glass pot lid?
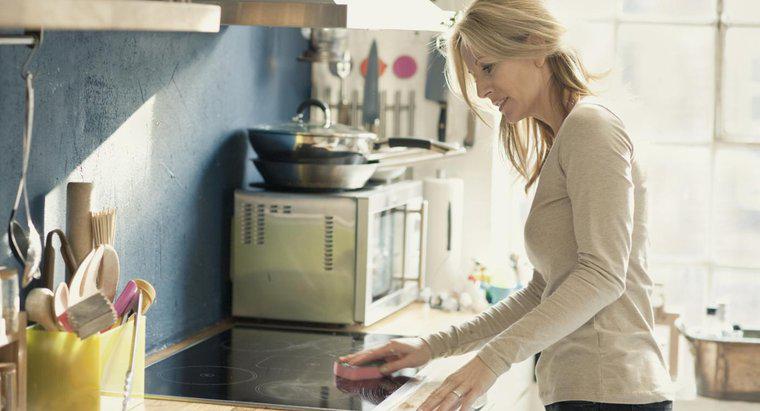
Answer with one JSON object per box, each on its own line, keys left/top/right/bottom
{"left": 251, "top": 99, "right": 377, "bottom": 140}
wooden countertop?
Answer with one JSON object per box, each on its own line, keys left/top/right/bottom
{"left": 144, "top": 303, "right": 535, "bottom": 410}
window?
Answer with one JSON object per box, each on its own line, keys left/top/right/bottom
{"left": 543, "top": 0, "right": 760, "bottom": 328}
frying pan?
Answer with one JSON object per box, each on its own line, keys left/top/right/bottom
{"left": 248, "top": 99, "right": 459, "bottom": 162}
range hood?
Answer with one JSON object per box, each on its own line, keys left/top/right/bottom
{"left": 202, "top": 0, "right": 455, "bottom": 31}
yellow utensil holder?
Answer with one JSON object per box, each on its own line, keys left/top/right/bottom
{"left": 27, "top": 315, "right": 145, "bottom": 411}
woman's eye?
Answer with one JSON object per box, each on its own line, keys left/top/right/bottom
{"left": 482, "top": 63, "right": 494, "bottom": 74}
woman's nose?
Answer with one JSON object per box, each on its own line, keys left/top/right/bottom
{"left": 475, "top": 80, "right": 491, "bottom": 99}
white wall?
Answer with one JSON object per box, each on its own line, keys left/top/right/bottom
{"left": 311, "top": 27, "right": 528, "bottom": 290}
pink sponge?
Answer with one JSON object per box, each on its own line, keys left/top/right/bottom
{"left": 333, "top": 361, "right": 385, "bottom": 380}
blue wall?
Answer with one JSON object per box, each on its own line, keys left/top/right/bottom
{"left": 0, "top": 27, "right": 310, "bottom": 352}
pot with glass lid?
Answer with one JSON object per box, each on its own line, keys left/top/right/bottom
{"left": 247, "top": 99, "right": 458, "bottom": 190}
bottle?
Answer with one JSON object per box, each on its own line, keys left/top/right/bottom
{"left": 0, "top": 269, "right": 18, "bottom": 334}
{"left": 705, "top": 306, "right": 719, "bottom": 337}
{"left": 715, "top": 300, "right": 736, "bottom": 337}
{"left": 729, "top": 324, "right": 744, "bottom": 339}
{"left": 717, "top": 302, "right": 727, "bottom": 336}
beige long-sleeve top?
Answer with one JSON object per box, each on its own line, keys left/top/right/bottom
{"left": 420, "top": 99, "right": 673, "bottom": 405}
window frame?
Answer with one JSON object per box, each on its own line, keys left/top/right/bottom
{"left": 586, "top": 0, "right": 760, "bottom": 318}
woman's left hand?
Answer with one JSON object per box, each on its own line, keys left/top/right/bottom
{"left": 417, "top": 355, "right": 498, "bottom": 411}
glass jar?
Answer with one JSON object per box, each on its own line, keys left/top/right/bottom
{"left": 0, "top": 268, "right": 19, "bottom": 334}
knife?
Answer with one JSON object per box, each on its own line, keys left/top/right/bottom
{"left": 425, "top": 41, "right": 448, "bottom": 142}
{"left": 362, "top": 40, "right": 380, "bottom": 133}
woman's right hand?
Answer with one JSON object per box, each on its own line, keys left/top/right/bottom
{"left": 338, "top": 337, "right": 433, "bottom": 375}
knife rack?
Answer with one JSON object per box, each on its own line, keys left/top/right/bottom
{"left": 317, "top": 87, "right": 416, "bottom": 139}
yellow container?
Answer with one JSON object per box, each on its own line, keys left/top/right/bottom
{"left": 27, "top": 316, "right": 145, "bottom": 411}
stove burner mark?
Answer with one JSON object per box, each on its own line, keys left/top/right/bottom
{"left": 254, "top": 380, "right": 332, "bottom": 402}
{"left": 158, "top": 365, "right": 257, "bottom": 386}
{"left": 292, "top": 337, "right": 377, "bottom": 357}
{"left": 255, "top": 355, "right": 333, "bottom": 373}
{"left": 221, "top": 337, "right": 294, "bottom": 353}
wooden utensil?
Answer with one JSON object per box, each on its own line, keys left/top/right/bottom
{"left": 25, "top": 288, "right": 57, "bottom": 331}
{"left": 66, "top": 182, "right": 93, "bottom": 268}
{"left": 91, "top": 208, "right": 116, "bottom": 247}
{"left": 53, "top": 282, "right": 70, "bottom": 331}
{"left": 42, "top": 229, "right": 78, "bottom": 290}
{"left": 97, "top": 245, "right": 120, "bottom": 302}
{"left": 133, "top": 279, "right": 156, "bottom": 314}
{"left": 64, "top": 291, "right": 116, "bottom": 339}
{"left": 68, "top": 245, "right": 104, "bottom": 305}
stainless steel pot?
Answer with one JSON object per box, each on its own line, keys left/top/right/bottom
{"left": 248, "top": 99, "right": 378, "bottom": 160}
{"left": 252, "top": 159, "right": 377, "bottom": 190}
{"left": 248, "top": 98, "right": 461, "bottom": 190}
{"left": 248, "top": 99, "right": 459, "bottom": 161}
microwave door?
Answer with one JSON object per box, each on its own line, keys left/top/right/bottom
{"left": 356, "top": 191, "right": 427, "bottom": 325}
{"left": 356, "top": 198, "right": 405, "bottom": 323}
{"left": 371, "top": 206, "right": 406, "bottom": 300}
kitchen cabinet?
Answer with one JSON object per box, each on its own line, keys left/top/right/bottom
{"left": 145, "top": 303, "right": 537, "bottom": 410}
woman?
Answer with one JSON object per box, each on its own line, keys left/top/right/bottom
{"left": 339, "top": 0, "right": 673, "bottom": 410}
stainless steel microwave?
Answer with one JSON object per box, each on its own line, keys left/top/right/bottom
{"left": 231, "top": 180, "right": 428, "bottom": 325}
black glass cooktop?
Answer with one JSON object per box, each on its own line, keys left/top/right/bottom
{"left": 146, "top": 325, "right": 415, "bottom": 410}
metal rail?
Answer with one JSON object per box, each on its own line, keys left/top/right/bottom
{"left": 0, "top": 32, "right": 40, "bottom": 47}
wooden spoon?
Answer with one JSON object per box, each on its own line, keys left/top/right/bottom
{"left": 53, "top": 282, "right": 70, "bottom": 331}
{"left": 96, "top": 245, "right": 120, "bottom": 302}
{"left": 25, "top": 288, "right": 57, "bottom": 331}
{"left": 133, "top": 279, "right": 156, "bottom": 314}
{"left": 68, "top": 245, "right": 104, "bottom": 305}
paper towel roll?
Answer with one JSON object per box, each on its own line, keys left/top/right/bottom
{"left": 423, "top": 176, "right": 464, "bottom": 294}
{"left": 66, "top": 182, "right": 93, "bottom": 277}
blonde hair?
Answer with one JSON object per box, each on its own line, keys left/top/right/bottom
{"left": 443, "top": 0, "right": 598, "bottom": 191}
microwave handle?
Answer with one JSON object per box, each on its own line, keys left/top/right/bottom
{"left": 418, "top": 200, "right": 428, "bottom": 290}
{"left": 402, "top": 200, "right": 428, "bottom": 289}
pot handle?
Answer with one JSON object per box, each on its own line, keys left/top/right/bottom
{"left": 294, "top": 99, "right": 332, "bottom": 128}
{"left": 384, "top": 137, "right": 460, "bottom": 153}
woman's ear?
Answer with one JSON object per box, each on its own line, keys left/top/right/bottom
{"left": 525, "top": 34, "right": 547, "bottom": 68}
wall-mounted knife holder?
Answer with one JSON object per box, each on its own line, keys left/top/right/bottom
{"left": 316, "top": 87, "right": 416, "bottom": 139}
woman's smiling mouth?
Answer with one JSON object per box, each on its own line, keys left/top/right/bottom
{"left": 495, "top": 97, "right": 509, "bottom": 112}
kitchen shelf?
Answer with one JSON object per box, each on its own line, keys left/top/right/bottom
{"left": 200, "top": 0, "right": 454, "bottom": 31}
{"left": 0, "top": 313, "right": 27, "bottom": 411}
{"left": 374, "top": 146, "right": 467, "bottom": 169}
{"left": 0, "top": 0, "right": 221, "bottom": 32}
{"left": 204, "top": 0, "right": 346, "bottom": 29}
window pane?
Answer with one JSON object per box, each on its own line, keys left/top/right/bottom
{"left": 650, "top": 263, "right": 708, "bottom": 327}
{"left": 712, "top": 267, "right": 760, "bottom": 329}
{"left": 723, "top": 0, "right": 760, "bottom": 24}
{"left": 617, "top": 24, "right": 715, "bottom": 143}
{"left": 567, "top": 22, "right": 616, "bottom": 75}
{"left": 621, "top": 0, "right": 716, "bottom": 21}
{"left": 545, "top": 0, "right": 617, "bottom": 21}
{"left": 723, "top": 28, "right": 760, "bottom": 141}
{"left": 713, "top": 148, "right": 760, "bottom": 268}
{"left": 643, "top": 146, "right": 710, "bottom": 262}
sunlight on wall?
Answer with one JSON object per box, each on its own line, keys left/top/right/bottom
{"left": 43, "top": 95, "right": 157, "bottom": 235}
